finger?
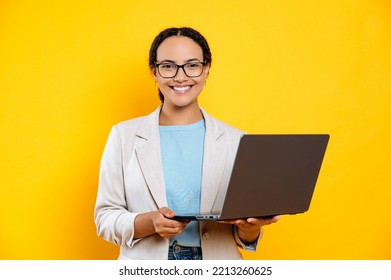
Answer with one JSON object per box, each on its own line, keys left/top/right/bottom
{"left": 217, "top": 220, "right": 235, "bottom": 224}
{"left": 158, "top": 207, "right": 175, "bottom": 218}
{"left": 155, "top": 214, "right": 190, "bottom": 229}
{"left": 245, "top": 215, "right": 280, "bottom": 226}
{"left": 220, "top": 219, "right": 248, "bottom": 226}
{"left": 261, "top": 215, "right": 281, "bottom": 226}
{"left": 265, "top": 215, "right": 280, "bottom": 224}
{"left": 157, "top": 225, "right": 187, "bottom": 238}
{"left": 271, "top": 215, "right": 281, "bottom": 222}
{"left": 155, "top": 218, "right": 188, "bottom": 230}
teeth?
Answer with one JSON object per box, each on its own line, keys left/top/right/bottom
{"left": 173, "top": 86, "right": 191, "bottom": 92}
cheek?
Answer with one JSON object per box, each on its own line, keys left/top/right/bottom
{"left": 199, "top": 76, "right": 208, "bottom": 86}
{"left": 157, "top": 80, "right": 171, "bottom": 92}
{"left": 159, "top": 79, "right": 169, "bottom": 87}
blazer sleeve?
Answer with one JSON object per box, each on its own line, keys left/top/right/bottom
{"left": 233, "top": 225, "right": 263, "bottom": 252}
{"left": 94, "top": 125, "right": 140, "bottom": 248}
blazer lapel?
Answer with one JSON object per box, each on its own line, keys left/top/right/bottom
{"left": 200, "top": 109, "right": 228, "bottom": 212}
{"left": 135, "top": 106, "right": 167, "bottom": 208}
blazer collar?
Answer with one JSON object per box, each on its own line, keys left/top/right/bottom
{"left": 135, "top": 105, "right": 224, "bottom": 141}
{"left": 135, "top": 106, "right": 162, "bottom": 141}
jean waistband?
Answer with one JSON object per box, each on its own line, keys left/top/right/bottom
{"left": 168, "top": 241, "right": 202, "bottom": 260}
{"left": 170, "top": 243, "right": 200, "bottom": 251}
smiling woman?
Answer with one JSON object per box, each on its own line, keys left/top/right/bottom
{"left": 153, "top": 35, "right": 208, "bottom": 122}
{"left": 93, "top": 27, "right": 279, "bottom": 260}
{"left": 2, "top": 0, "right": 390, "bottom": 261}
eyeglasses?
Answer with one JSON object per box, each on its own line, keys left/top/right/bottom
{"left": 155, "top": 61, "right": 205, "bottom": 78}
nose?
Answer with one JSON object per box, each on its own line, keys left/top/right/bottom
{"left": 174, "top": 66, "right": 188, "bottom": 82}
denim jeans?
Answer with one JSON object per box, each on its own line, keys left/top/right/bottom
{"left": 168, "top": 241, "right": 202, "bottom": 260}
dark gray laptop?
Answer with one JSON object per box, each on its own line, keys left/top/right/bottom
{"left": 171, "top": 134, "right": 329, "bottom": 221}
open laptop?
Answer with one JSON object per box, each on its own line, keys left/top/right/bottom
{"left": 170, "top": 134, "right": 329, "bottom": 221}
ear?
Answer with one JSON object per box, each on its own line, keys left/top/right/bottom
{"left": 151, "top": 67, "right": 158, "bottom": 81}
{"left": 203, "top": 64, "right": 210, "bottom": 78}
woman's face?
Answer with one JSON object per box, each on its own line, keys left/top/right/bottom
{"left": 153, "top": 36, "right": 209, "bottom": 109}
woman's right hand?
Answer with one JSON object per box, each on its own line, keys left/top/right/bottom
{"left": 152, "top": 207, "right": 190, "bottom": 238}
{"left": 134, "top": 207, "right": 189, "bottom": 239}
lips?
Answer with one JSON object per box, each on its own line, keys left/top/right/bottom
{"left": 170, "top": 85, "right": 192, "bottom": 93}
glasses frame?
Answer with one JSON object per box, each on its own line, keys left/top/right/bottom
{"left": 155, "top": 61, "right": 206, "bottom": 79}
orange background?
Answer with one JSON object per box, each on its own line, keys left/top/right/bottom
{"left": 1, "top": 0, "right": 390, "bottom": 259}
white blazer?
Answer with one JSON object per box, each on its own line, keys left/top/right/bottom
{"left": 94, "top": 106, "right": 262, "bottom": 259}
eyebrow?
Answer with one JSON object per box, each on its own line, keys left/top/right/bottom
{"left": 158, "top": 58, "right": 203, "bottom": 64}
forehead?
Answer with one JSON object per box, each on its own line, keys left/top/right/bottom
{"left": 156, "top": 36, "right": 203, "bottom": 62}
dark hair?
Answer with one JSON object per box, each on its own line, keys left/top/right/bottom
{"left": 149, "top": 27, "right": 212, "bottom": 102}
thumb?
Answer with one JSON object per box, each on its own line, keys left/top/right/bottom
{"left": 158, "top": 207, "right": 175, "bottom": 218}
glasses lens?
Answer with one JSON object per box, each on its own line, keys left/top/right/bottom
{"left": 184, "top": 62, "right": 203, "bottom": 77}
{"left": 158, "top": 63, "right": 177, "bottom": 78}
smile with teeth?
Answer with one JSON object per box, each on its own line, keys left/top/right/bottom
{"left": 171, "top": 85, "right": 192, "bottom": 93}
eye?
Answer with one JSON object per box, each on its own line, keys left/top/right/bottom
{"left": 187, "top": 62, "right": 202, "bottom": 69}
{"left": 160, "top": 63, "right": 176, "bottom": 69}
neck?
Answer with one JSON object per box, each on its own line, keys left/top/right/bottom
{"left": 159, "top": 102, "right": 203, "bottom": 125}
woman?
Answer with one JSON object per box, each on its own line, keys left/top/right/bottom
{"left": 94, "top": 27, "right": 279, "bottom": 260}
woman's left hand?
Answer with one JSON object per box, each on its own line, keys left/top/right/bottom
{"left": 220, "top": 216, "right": 280, "bottom": 244}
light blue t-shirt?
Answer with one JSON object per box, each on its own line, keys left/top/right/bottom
{"left": 159, "top": 119, "right": 205, "bottom": 247}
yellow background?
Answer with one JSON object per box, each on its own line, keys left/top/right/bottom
{"left": 1, "top": 0, "right": 390, "bottom": 259}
